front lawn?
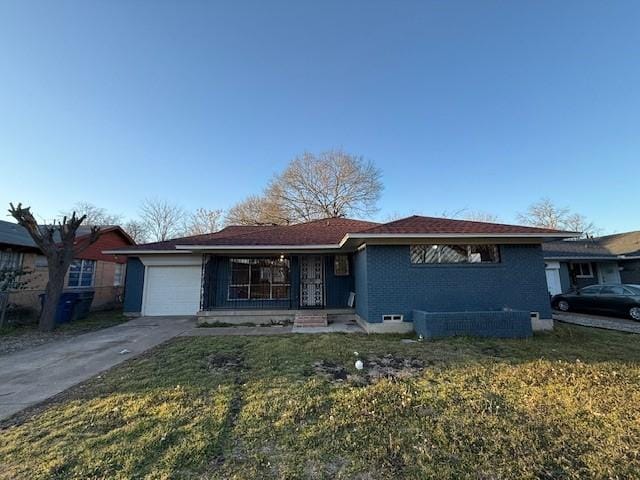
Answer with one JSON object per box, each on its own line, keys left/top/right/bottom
{"left": 1, "top": 324, "right": 640, "bottom": 479}
{"left": 0, "top": 310, "right": 128, "bottom": 355}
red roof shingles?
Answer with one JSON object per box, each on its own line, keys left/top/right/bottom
{"left": 121, "top": 215, "right": 569, "bottom": 251}
{"left": 125, "top": 225, "right": 279, "bottom": 250}
{"left": 184, "top": 218, "right": 379, "bottom": 246}
{"left": 358, "top": 215, "right": 566, "bottom": 235}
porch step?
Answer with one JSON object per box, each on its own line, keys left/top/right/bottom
{"left": 294, "top": 312, "right": 328, "bottom": 327}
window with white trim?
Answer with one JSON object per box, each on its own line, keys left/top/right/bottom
{"left": 571, "top": 262, "right": 593, "bottom": 278}
{"left": 228, "top": 257, "right": 290, "bottom": 300}
{"left": 113, "top": 263, "right": 125, "bottom": 286}
{"left": 410, "top": 244, "right": 500, "bottom": 264}
{"left": 67, "top": 259, "right": 96, "bottom": 288}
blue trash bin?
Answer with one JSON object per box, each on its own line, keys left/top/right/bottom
{"left": 39, "top": 292, "right": 80, "bottom": 324}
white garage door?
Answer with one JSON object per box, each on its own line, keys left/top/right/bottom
{"left": 143, "top": 265, "right": 202, "bottom": 316}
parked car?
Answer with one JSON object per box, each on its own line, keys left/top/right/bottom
{"left": 551, "top": 284, "right": 640, "bottom": 321}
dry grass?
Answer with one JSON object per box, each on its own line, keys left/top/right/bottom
{"left": 1, "top": 323, "right": 640, "bottom": 479}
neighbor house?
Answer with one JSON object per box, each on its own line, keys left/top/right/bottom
{"left": 0, "top": 220, "right": 135, "bottom": 313}
{"left": 108, "top": 216, "right": 572, "bottom": 333}
{"left": 542, "top": 231, "right": 640, "bottom": 295}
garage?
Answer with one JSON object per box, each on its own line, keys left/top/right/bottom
{"left": 142, "top": 264, "right": 202, "bottom": 316}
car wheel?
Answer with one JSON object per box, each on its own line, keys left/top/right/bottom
{"left": 557, "top": 300, "right": 570, "bottom": 312}
{"left": 630, "top": 307, "right": 640, "bottom": 321}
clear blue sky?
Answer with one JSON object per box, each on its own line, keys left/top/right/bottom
{"left": 1, "top": 0, "right": 638, "bottom": 232}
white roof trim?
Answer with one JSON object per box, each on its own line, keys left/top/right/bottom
{"left": 102, "top": 249, "right": 193, "bottom": 255}
{"left": 339, "top": 232, "right": 575, "bottom": 246}
{"left": 543, "top": 256, "right": 619, "bottom": 261}
{"left": 175, "top": 244, "right": 340, "bottom": 250}
{"left": 106, "top": 232, "right": 576, "bottom": 254}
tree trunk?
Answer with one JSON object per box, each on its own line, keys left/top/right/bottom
{"left": 39, "top": 267, "right": 68, "bottom": 332}
{"left": 0, "top": 292, "right": 9, "bottom": 329}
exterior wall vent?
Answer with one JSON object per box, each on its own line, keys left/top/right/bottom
{"left": 382, "top": 314, "right": 404, "bottom": 322}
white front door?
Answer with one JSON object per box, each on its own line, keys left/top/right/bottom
{"left": 598, "top": 262, "right": 622, "bottom": 284}
{"left": 545, "top": 262, "right": 563, "bottom": 295}
{"left": 300, "top": 256, "right": 324, "bottom": 307}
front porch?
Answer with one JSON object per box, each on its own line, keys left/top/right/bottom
{"left": 200, "top": 253, "right": 355, "bottom": 313}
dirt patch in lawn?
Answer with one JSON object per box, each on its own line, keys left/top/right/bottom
{"left": 313, "top": 354, "right": 426, "bottom": 385}
{"left": 207, "top": 353, "right": 244, "bottom": 373}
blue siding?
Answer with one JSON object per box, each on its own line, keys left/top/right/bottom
{"left": 123, "top": 257, "right": 144, "bottom": 314}
{"left": 363, "top": 244, "right": 552, "bottom": 324}
{"left": 354, "top": 249, "right": 368, "bottom": 320}
{"left": 324, "top": 255, "right": 355, "bottom": 308}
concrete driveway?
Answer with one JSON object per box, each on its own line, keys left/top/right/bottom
{"left": 554, "top": 311, "right": 640, "bottom": 334}
{"left": 0, "top": 316, "right": 195, "bottom": 421}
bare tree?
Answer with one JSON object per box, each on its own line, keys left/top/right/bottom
{"left": 123, "top": 220, "right": 148, "bottom": 244}
{"left": 62, "top": 202, "right": 122, "bottom": 225}
{"left": 227, "top": 149, "right": 383, "bottom": 225}
{"left": 462, "top": 211, "right": 500, "bottom": 223}
{"left": 517, "top": 198, "right": 599, "bottom": 237}
{"left": 139, "top": 199, "right": 186, "bottom": 242}
{"left": 9, "top": 203, "right": 101, "bottom": 332}
{"left": 517, "top": 198, "right": 568, "bottom": 230}
{"left": 437, "top": 208, "right": 500, "bottom": 223}
{"left": 563, "top": 213, "right": 600, "bottom": 238}
{"left": 186, "top": 208, "right": 223, "bottom": 235}
{"left": 271, "top": 150, "right": 383, "bottom": 221}
{"left": 225, "top": 194, "right": 291, "bottom": 226}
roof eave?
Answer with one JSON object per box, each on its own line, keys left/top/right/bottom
{"left": 102, "top": 249, "right": 192, "bottom": 255}
{"left": 543, "top": 256, "right": 620, "bottom": 261}
{"left": 174, "top": 244, "right": 341, "bottom": 251}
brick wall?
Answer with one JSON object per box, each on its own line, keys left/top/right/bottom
{"left": 363, "top": 244, "right": 552, "bottom": 324}
{"left": 413, "top": 310, "right": 533, "bottom": 339}
{"left": 74, "top": 230, "right": 130, "bottom": 263}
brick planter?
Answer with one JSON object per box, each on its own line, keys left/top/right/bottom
{"left": 413, "top": 310, "right": 532, "bottom": 339}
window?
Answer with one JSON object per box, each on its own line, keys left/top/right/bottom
{"left": 625, "top": 286, "right": 640, "bottom": 296}
{"left": 410, "top": 244, "right": 500, "bottom": 264}
{"left": 334, "top": 255, "right": 349, "bottom": 276}
{"left": 600, "top": 286, "right": 624, "bottom": 295}
{"left": 580, "top": 285, "right": 601, "bottom": 295}
{"left": 113, "top": 263, "right": 125, "bottom": 286}
{"left": 571, "top": 262, "right": 593, "bottom": 278}
{"left": 228, "top": 257, "right": 290, "bottom": 300}
{"left": 67, "top": 259, "right": 96, "bottom": 288}
{"left": 0, "top": 251, "right": 22, "bottom": 271}
{"left": 34, "top": 255, "right": 48, "bottom": 268}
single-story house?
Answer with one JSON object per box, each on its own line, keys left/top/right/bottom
{"left": 0, "top": 220, "right": 135, "bottom": 313}
{"left": 542, "top": 231, "right": 640, "bottom": 295}
{"left": 108, "top": 216, "right": 572, "bottom": 333}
